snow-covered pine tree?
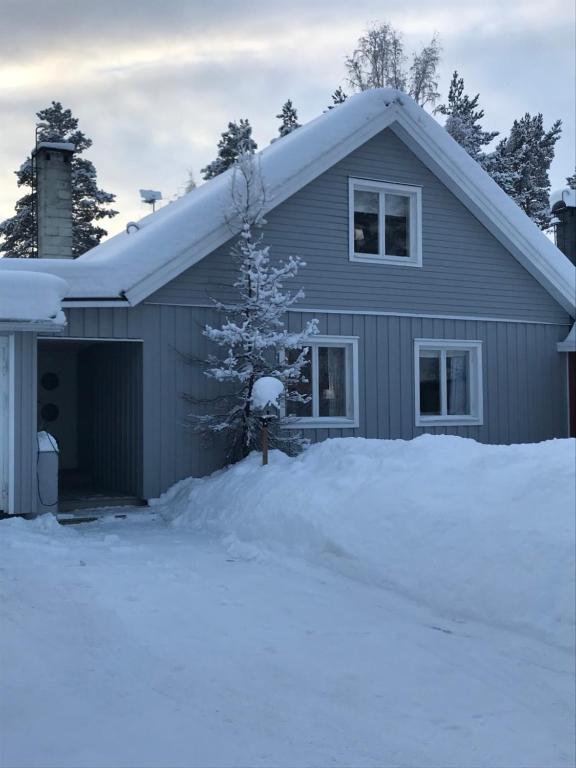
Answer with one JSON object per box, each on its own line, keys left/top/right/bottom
{"left": 485, "top": 113, "right": 562, "bottom": 229}
{"left": 435, "top": 71, "right": 498, "bottom": 164}
{"left": 345, "top": 22, "right": 441, "bottom": 107}
{"left": 191, "top": 153, "right": 318, "bottom": 461}
{"left": 0, "top": 102, "right": 117, "bottom": 258}
{"left": 567, "top": 170, "right": 576, "bottom": 189}
{"left": 276, "top": 100, "right": 300, "bottom": 137}
{"left": 201, "top": 119, "right": 257, "bottom": 181}
{"left": 327, "top": 87, "right": 348, "bottom": 110}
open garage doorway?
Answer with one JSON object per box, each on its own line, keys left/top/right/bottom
{"left": 37, "top": 339, "right": 143, "bottom": 511}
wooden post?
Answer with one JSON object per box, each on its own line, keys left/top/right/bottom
{"left": 261, "top": 419, "right": 269, "bottom": 466}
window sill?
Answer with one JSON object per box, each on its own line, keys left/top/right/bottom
{"left": 282, "top": 417, "right": 359, "bottom": 430}
{"left": 350, "top": 252, "right": 422, "bottom": 268}
{"left": 417, "top": 415, "right": 483, "bottom": 427}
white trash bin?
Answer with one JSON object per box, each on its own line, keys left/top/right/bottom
{"left": 37, "top": 431, "right": 59, "bottom": 515}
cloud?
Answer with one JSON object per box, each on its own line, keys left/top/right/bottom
{"left": 0, "top": 0, "right": 573, "bottom": 237}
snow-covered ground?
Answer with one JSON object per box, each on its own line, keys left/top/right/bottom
{"left": 1, "top": 436, "right": 574, "bottom": 768}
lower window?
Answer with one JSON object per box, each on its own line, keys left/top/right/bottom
{"left": 285, "top": 336, "right": 359, "bottom": 428}
{"left": 415, "top": 339, "right": 483, "bottom": 426}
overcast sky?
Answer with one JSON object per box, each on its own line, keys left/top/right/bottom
{"left": 0, "top": 0, "right": 574, "bottom": 239}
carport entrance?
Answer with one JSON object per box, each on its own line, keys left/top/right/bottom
{"left": 37, "top": 339, "right": 143, "bottom": 511}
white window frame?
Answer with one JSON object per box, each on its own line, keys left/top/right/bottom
{"left": 283, "top": 335, "right": 360, "bottom": 429}
{"left": 349, "top": 178, "right": 422, "bottom": 267}
{"left": 414, "top": 339, "right": 484, "bottom": 427}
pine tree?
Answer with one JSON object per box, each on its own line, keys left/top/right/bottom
{"left": 328, "top": 87, "right": 348, "bottom": 109}
{"left": 0, "top": 101, "right": 117, "bottom": 258}
{"left": 190, "top": 153, "right": 318, "bottom": 460}
{"left": 345, "top": 22, "right": 441, "bottom": 107}
{"left": 485, "top": 113, "right": 562, "bottom": 229}
{"left": 201, "top": 119, "right": 257, "bottom": 181}
{"left": 567, "top": 169, "right": 576, "bottom": 190}
{"left": 276, "top": 100, "right": 301, "bottom": 137}
{"left": 435, "top": 71, "right": 498, "bottom": 164}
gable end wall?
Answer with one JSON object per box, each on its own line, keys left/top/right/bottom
{"left": 148, "top": 128, "right": 570, "bottom": 325}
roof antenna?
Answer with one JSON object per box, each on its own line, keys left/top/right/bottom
{"left": 139, "top": 189, "right": 162, "bottom": 212}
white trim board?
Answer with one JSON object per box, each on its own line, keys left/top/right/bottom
{"left": 142, "top": 301, "right": 571, "bottom": 327}
{"left": 414, "top": 338, "right": 484, "bottom": 427}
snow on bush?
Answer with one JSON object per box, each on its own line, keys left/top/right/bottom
{"left": 153, "top": 435, "right": 576, "bottom": 648}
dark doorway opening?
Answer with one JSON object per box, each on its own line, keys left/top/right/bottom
{"left": 37, "top": 339, "right": 143, "bottom": 511}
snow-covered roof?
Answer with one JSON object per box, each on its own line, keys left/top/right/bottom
{"left": 550, "top": 188, "right": 576, "bottom": 210}
{"left": 0, "top": 89, "right": 574, "bottom": 315}
{"left": 0, "top": 271, "right": 68, "bottom": 325}
{"left": 35, "top": 141, "right": 75, "bottom": 153}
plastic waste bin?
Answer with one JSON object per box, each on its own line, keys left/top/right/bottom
{"left": 37, "top": 431, "right": 59, "bottom": 515}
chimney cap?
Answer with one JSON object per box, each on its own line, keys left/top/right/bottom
{"left": 34, "top": 141, "right": 76, "bottom": 155}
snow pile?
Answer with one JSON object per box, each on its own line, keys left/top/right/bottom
{"left": 155, "top": 436, "right": 576, "bottom": 647}
{"left": 0, "top": 271, "right": 68, "bottom": 323}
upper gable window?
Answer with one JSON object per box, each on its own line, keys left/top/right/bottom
{"left": 349, "top": 179, "right": 422, "bottom": 267}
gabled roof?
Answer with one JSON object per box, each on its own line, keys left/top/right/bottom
{"left": 1, "top": 88, "right": 574, "bottom": 315}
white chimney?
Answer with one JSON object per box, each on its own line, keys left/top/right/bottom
{"left": 34, "top": 141, "right": 75, "bottom": 259}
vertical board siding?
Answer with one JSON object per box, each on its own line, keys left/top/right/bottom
{"left": 147, "top": 128, "right": 570, "bottom": 326}
{"left": 25, "top": 306, "right": 569, "bottom": 507}
{"left": 80, "top": 343, "right": 143, "bottom": 496}
{"left": 10, "top": 332, "right": 37, "bottom": 514}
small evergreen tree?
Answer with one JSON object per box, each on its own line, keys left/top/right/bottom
{"left": 184, "top": 170, "right": 197, "bottom": 194}
{"left": 345, "top": 22, "right": 441, "bottom": 107}
{"left": 201, "top": 119, "right": 257, "bottom": 181}
{"left": 276, "top": 99, "right": 301, "bottom": 137}
{"left": 0, "top": 101, "right": 117, "bottom": 258}
{"left": 567, "top": 169, "right": 576, "bottom": 190}
{"left": 436, "top": 71, "right": 498, "bottom": 164}
{"left": 191, "top": 153, "right": 318, "bottom": 460}
{"left": 328, "top": 86, "right": 348, "bottom": 109}
{"left": 486, "top": 113, "right": 562, "bottom": 229}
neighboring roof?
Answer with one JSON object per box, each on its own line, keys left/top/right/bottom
{"left": 557, "top": 323, "right": 576, "bottom": 352}
{"left": 0, "top": 88, "right": 574, "bottom": 315}
{"left": 0, "top": 271, "right": 68, "bottom": 325}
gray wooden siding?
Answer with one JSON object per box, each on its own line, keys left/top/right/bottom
{"left": 287, "top": 312, "right": 570, "bottom": 444}
{"left": 59, "top": 305, "right": 226, "bottom": 499}
{"left": 42, "top": 306, "right": 569, "bottom": 508}
{"left": 78, "top": 343, "right": 143, "bottom": 496}
{"left": 11, "top": 332, "right": 37, "bottom": 515}
{"left": 147, "top": 128, "right": 570, "bottom": 325}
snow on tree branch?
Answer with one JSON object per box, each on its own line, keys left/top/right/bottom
{"left": 189, "top": 152, "right": 318, "bottom": 461}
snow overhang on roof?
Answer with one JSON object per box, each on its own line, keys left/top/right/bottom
{"left": 557, "top": 323, "right": 576, "bottom": 352}
{"left": 550, "top": 188, "right": 576, "bottom": 210}
{"left": 0, "top": 88, "right": 574, "bottom": 315}
{"left": 34, "top": 141, "right": 75, "bottom": 153}
{"left": 0, "top": 271, "right": 68, "bottom": 327}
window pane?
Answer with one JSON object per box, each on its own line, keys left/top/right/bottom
{"left": 447, "top": 351, "right": 470, "bottom": 415}
{"left": 385, "top": 193, "right": 409, "bottom": 257}
{"left": 318, "top": 347, "right": 347, "bottom": 417}
{"left": 354, "top": 190, "right": 380, "bottom": 255}
{"left": 286, "top": 348, "right": 313, "bottom": 417}
{"left": 419, "top": 351, "right": 441, "bottom": 415}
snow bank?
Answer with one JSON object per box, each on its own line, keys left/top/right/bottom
{"left": 154, "top": 436, "right": 576, "bottom": 648}
{"left": 0, "top": 270, "right": 68, "bottom": 323}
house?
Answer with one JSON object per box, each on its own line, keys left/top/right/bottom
{"left": 0, "top": 88, "right": 575, "bottom": 517}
